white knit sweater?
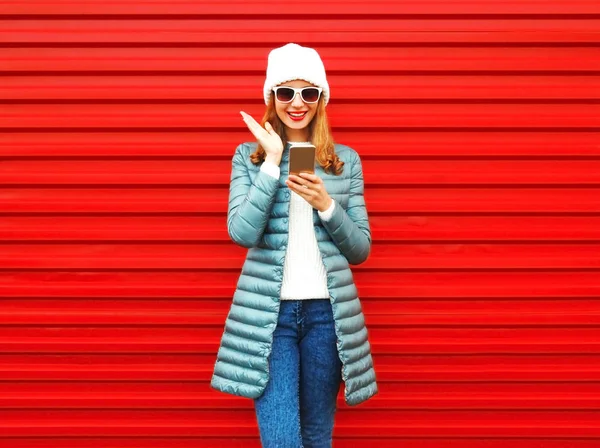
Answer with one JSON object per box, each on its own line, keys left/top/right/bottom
{"left": 260, "top": 152, "right": 336, "bottom": 301}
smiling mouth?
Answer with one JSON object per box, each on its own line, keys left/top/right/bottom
{"left": 287, "top": 111, "right": 308, "bottom": 119}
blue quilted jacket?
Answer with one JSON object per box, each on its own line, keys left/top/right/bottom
{"left": 210, "top": 141, "right": 378, "bottom": 406}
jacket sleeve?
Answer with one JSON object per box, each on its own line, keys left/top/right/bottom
{"left": 227, "top": 143, "right": 280, "bottom": 248}
{"left": 320, "top": 151, "right": 372, "bottom": 265}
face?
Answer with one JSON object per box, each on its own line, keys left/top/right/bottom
{"left": 273, "top": 80, "right": 320, "bottom": 136}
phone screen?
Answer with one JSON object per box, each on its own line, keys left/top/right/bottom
{"left": 288, "top": 143, "right": 316, "bottom": 175}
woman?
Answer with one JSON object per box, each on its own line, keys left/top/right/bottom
{"left": 211, "top": 43, "right": 378, "bottom": 447}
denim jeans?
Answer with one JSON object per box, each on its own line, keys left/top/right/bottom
{"left": 254, "top": 299, "right": 343, "bottom": 448}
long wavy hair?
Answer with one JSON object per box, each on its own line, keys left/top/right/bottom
{"left": 249, "top": 93, "right": 344, "bottom": 175}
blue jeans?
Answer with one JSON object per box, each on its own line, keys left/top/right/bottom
{"left": 254, "top": 299, "right": 343, "bottom": 448}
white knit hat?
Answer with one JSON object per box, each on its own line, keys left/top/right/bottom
{"left": 263, "top": 43, "right": 330, "bottom": 106}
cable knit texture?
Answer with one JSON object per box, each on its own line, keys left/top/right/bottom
{"left": 260, "top": 147, "right": 335, "bottom": 300}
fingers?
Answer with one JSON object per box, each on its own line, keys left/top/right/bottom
{"left": 240, "top": 111, "right": 265, "bottom": 137}
{"left": 240, "top": 112, "right": 274, "bottom": 136}
{"left": 286, "top": 178, "right": 312, "bottom": 195}
{"left": 240, "top": 111, "right": 256, "bottom": 123}
{"left": 240, "top": 111, "right": 262, "bottom": 131}
{"left": 288, "top": 174, "right": 319, "bottom": 190}
{"left": 287, "top": 174, "right": 305, "bottom": 186}
{"left": 265, "top": 121, "right": 279, "bottom": 138}
{"left": 240, "top": 111, "right": 258, "bottom": 130}
{"left": 297, "top": 172, "right": 321, "bottom": 183}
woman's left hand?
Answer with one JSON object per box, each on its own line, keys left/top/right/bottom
{"left": 286, "top": 172, "right": 333, "bottom": 212}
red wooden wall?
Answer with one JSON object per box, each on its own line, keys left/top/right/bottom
{"left": 1, "top": 1, "right": 600, "bottom": 446}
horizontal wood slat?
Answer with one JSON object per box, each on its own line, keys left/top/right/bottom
{"left": 4, "top": 216, "right": 600, "bottom": 241}
{"left": 3, "top": 47, "right": 600, "bottom": 72}
{"left": 1, "top": 243, "right": 600, "bottom": 269}
{"left": 2, "top": 132, "right": 599, "bottom": 157}
{"left": 3, "top": 160, "right": 600, "bottom": 185}
{"left": 0, "top": 353, "right": 598, "bottom": 382}
{"left": 2, "top": 299, "right": 599, "bottom": 326}
{"left": 2, "top": 188, "right": 599, "bottom": 213}
{"left": 2, "top": 19, "right": 600, "bottom": 44}
{"left": 1, "top": 326, "right": 600, "bottom": 354}
{"left": 2, "top": 442, "right": 600, "bottom": 448}
{"left": 3, "top": 0, "right": 600, "bottom": 15}
{"left": 1, "top": 271, "right": 599, "bottom": 298}
{"left": 0, "top": 410, "right": 599, "bottom": 437}
{"left": 3, "top": 75, "right": 599, "bottom": 100}
{"left": 3, "top": 104, "right": 598, "bottom": 128}
{"left": 2, "top": 382, "right": 599, "bottom": 409}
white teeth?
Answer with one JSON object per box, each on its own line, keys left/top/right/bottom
{"left": 289, "top": 112, "right": 306, "bottom": 117}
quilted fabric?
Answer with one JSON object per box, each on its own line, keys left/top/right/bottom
{"left": 210, "top": 141, "right": 378, "bottom": 406}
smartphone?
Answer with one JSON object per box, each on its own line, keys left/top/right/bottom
{"left": 288, "top": 142, "right": 316, "bottom": 175}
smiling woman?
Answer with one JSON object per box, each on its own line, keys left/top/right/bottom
{"left": 246, "top": 44, "right": 342, "bottom": 176}
{"left": 211, "top": 43, "right": 377, "bottom": 448}
{"left": 273, "top": 81, "right": 319, "bottom": 136}
{"left": 272, "top": 84, "right": 322, "bottom": 126}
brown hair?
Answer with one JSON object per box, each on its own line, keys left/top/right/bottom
{"left": 249, "top": 94, "right": 344, "bottom": 175}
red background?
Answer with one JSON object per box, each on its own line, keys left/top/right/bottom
{"left": 1, "top": 1, "right": 600, "bottom": 446}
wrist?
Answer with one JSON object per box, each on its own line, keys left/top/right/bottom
{"left": 318, "top": 197, "right": 333, "bottom": 213}
{"left": 265, "top": 155, "right": 281, "bottom": 166}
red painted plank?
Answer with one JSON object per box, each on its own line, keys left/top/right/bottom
{"left": 3, "top": 47, "right": 600, "bottom": 72}
{"left": 1, "top": 440, "right": 599, "bottom": 448}
{"left": 2, "top": 19, "right": 599, "bottom": 44}
{"left": 1, "top": 298, "right": 599, "bottom": 326}
{"left": 4, "top": 324, "right": 599, "bottom": 355}
{"left": 1, "top": 353, "right": 599, "bottom": 382}
{"left": 2, "top": 132, "right": 599, "bottom": 157}
{"left": 3, "top": 104, "right": 598, "bottom": 128}
{"left": 3, "top": 0, "right": 600, "bottom": 15}
{"left": 4, "top": 216, "right": 600, "bottom": 241}
{"left": 1, "top": 243, "right": 600, "bottom": 269}
{"left": 0, "top": 441, "right": 261, "bottom": 448}
{"left": 3, "top": 159, "right": 600, "bottom": 185}
{"left": 2, "top": 327, "right": 599, "bottom": 349}
{"left": 1, "top": 271, "right": 599, "bottom": 299}
{"left": 1, "top": 382, "right": 599, "bottom": 410}
{"left": 2, "top": 188, "right": 599, "bottom": 213}
{"left": 0, "top": 409, "right": 598, "bottom": 437}
{"left": 3, "top": 75, "right": 599, "bottom": 100}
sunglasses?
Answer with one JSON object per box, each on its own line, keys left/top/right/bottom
{"left": 272, "top": 86, "right": 323, "bottom": 104}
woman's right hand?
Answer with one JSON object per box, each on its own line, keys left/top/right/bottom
{"left": 240, "top": 111, "right": 284, "bottom": 165}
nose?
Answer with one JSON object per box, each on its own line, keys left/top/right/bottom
{"left": 291, "top": 92, "right": 305, "bottom": 107}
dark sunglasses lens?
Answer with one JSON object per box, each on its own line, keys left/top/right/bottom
{"left": 276, "top": 87, "right": 295, "bottom": 102}
{"left": 301, "top": 88, "right": 320, "bottom": 103}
